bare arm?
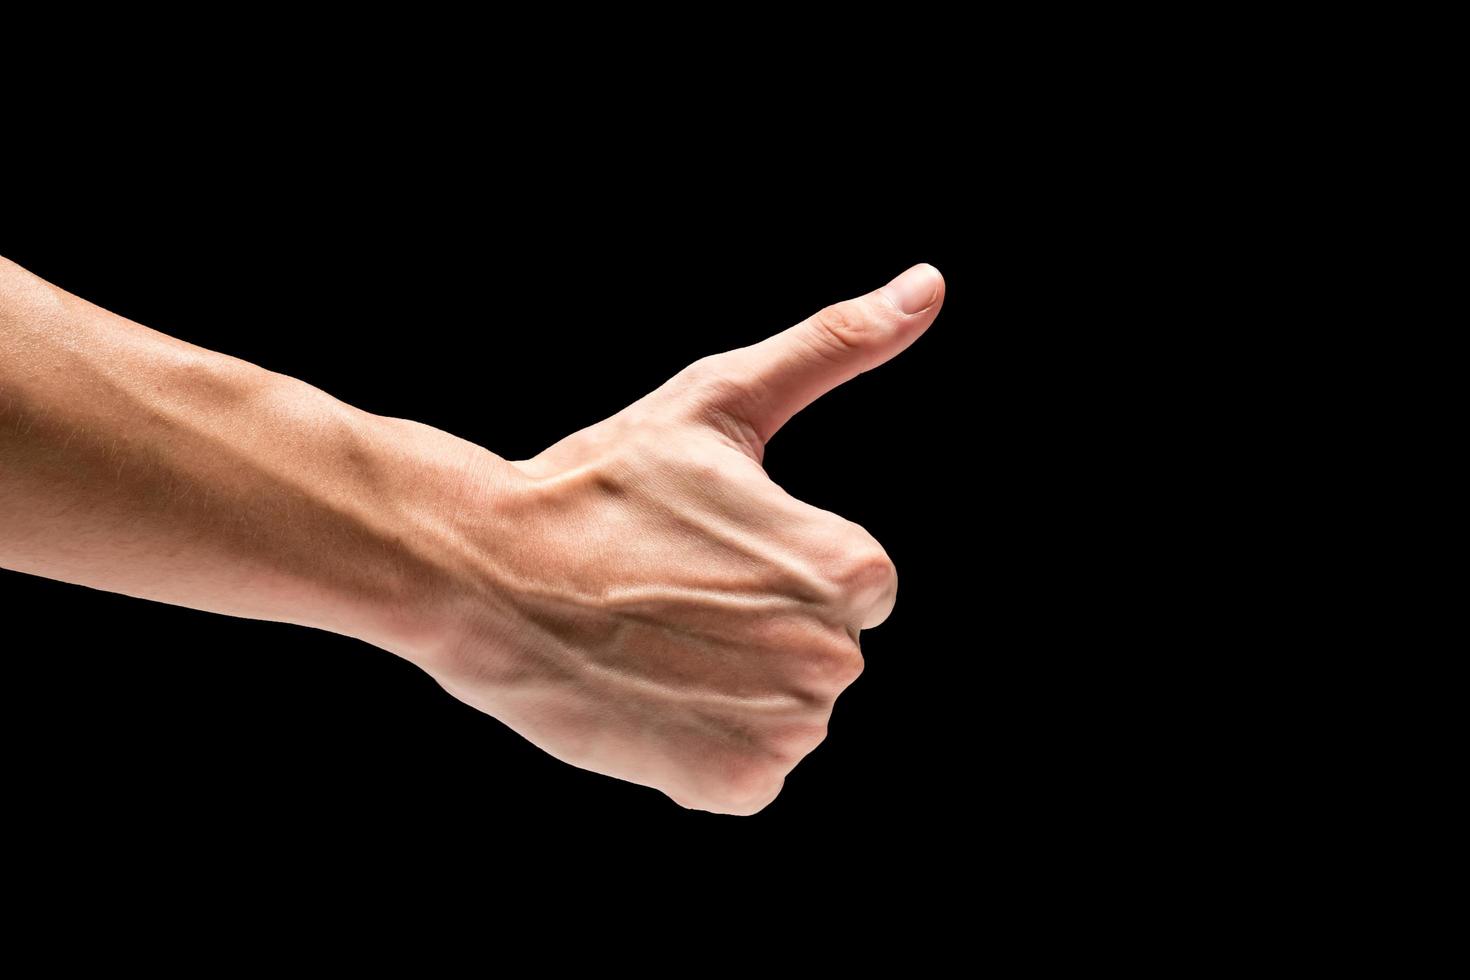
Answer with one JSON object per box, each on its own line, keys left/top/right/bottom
{"left": 0, "top": 254, "right": 501, "bottom": 654}
{"left": 0, "top": 254, "right": 944, "bottom": 814}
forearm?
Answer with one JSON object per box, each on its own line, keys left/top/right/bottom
{"left": 0, "top": 255, "right": 505, "bottom": 655}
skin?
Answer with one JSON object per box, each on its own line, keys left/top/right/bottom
{"left": 0, "top": 255, "right": 945, "bottom": 815}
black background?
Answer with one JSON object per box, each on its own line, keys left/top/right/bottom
{"left": 0, "top": 35, "right": 1301, "bottom": 949}
{"left": 2, "top": 166, "right": 1016, "bottom": 882}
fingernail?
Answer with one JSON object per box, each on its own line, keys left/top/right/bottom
{"left": 881, "top": 263, "right": 941, "bottom": 314}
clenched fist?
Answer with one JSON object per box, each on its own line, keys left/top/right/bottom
{"left": 419, "top": 264, "right": 946, "bottom": 814}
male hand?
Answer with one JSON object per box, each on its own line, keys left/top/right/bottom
{"left": 423, "top": 264, "right": 945, "bottom": 814}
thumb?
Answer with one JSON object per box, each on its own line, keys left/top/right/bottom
{"left": 701, "top": 263, "right": 945, "bottom": 445}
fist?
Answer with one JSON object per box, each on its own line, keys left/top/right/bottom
{"left": 427, "top": 264, "right": 945, "bottom": 814}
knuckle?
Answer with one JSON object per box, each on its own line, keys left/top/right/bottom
{"left": 667, "top": 357, "right": 764, "bottom": 456}
{"left": 798, "top": 637, "right": 865, "bottom": 690}
{"left": 677, "top": 355, "right": 746, "bottom": 401}
{"left": 728, "top": 780, "right": 785, "bottom": 816}
{"left": 835, "top": 545, "right": 899, "bottom": 594}
{"left": 710, "top": 762, "right": 783, "bottom": 815}
{"left": 677, "top": 354, "right": 721, "bottom": 384}
{"left": 807, "top": 301, "right": 871, "bottom": 358}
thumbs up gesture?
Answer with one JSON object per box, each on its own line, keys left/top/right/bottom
{"left": 425, "top": 264, "right": 945, "bottom": 814}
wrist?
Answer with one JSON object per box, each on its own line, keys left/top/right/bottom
{"left": 333, "top": 407, "right": 526, "bottom": 669}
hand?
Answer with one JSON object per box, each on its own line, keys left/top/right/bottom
{"left": 422, "top": 264, "right": 945, "bottom": 814}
